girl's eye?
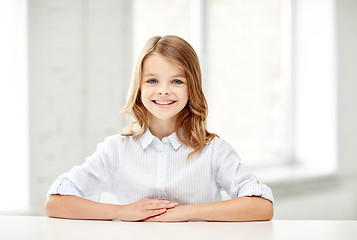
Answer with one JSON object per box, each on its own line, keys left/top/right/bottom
{"left": 172, "top": 79, "right": 183, "bottom": 84}
{"left": 147, "top": 79, "right": 157, "bottom": 84}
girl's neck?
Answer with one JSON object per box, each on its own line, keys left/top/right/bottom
{"left": 148, "top": 116, "right": 177, "bottom": 140}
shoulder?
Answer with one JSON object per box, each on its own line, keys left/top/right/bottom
{"left": 98, "top": 133, "right": 138, "bottom": 150}
{"left": 207, "top": 136, "right": 234, "bottom": 151}
{"left": 101, "top": 133, "right": 127, "bottom": 144}
{"left": 93, "top": 133, "right": 141, "bottom": 160}
{"left": 206, "top": 136, "right": 241, "bottom": 163}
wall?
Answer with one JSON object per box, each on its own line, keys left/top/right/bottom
{"left": 29, "top": 0, "right": 132, "bottom": 211}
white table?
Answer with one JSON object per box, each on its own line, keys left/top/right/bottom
{"left": 0, "top": 215, "right": 356, "bottom": 240}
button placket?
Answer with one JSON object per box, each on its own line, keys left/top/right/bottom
{"left": 156, "top": 141, "right": 167, "bottom": 199}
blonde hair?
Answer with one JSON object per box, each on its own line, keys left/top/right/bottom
{"left": 121, "top": 35, "right": 217, "bottom": 157}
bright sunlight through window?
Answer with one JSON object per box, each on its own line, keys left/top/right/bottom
{"left": 0, "top": 0, "right": 29, "bottom": 212}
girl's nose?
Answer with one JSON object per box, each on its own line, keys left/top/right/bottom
{"left": 157, "top": 85, "right": 170, "bottom": 95}
{"left": 159, "top": 91, "right": 169, "bottom": 96}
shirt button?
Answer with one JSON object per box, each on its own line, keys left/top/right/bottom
{"left": 160, "top": 152, "right": 164, "bottom": 157}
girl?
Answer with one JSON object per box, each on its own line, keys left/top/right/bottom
{"left": 45, "top": 35, "right": 274, "bottom": 222}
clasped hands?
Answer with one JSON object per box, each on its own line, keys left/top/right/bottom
{"left": 120, "top": 198, "right": 189, "bottom": 222}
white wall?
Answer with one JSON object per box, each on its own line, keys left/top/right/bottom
{"left": 29, "top": 0, "right": 132, "bottom": 211}
{"left": 28, "top": 0, "right": 357, "bottom": 219}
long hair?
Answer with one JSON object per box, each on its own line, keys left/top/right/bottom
{"left": 121, "top": 35, "right": 217, "bottom": 158}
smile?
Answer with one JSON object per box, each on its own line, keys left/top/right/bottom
{"left": 152, "top": 100, "right": 176, "bottom": 105}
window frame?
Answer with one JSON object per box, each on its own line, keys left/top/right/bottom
{"left": 194, "top": 0, "right": 337, "bottom": 184}
{"left": 196, "top": 0, "right": 293, "bottom": 168}
{"left": 257, "top": 0, "right": 337, "bottom": 186}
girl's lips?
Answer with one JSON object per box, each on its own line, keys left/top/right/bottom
{"left": 152, "top": 100, "right": 177, "bottom": 108}
{"left": 152, "top": 100, "right": 176, "bottom": 104}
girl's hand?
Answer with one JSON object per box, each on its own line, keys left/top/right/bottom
{"left": 143, "top": 205, "right": 190, "bottom": 222}
{"left": 119, "top": 198, "right": 178, "bottom": 221}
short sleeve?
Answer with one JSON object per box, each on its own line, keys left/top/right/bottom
{"left": 212, "top": 138, "right": 274, "bottom": 204}
{"left": 47, "top": 136, "right": 118, "bottom": 199}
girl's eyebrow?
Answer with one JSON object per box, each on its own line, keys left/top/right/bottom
{"left": 172, "top": 74, "right": 186, "bottom": 79}
{"left": 143, "top": 73, "right": 186, "bottom": 78}
{"left": 143, "top": 73, "right": 157, "bottom": 78}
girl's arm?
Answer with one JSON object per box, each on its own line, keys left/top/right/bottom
{"left": 45, "top": 194, "right": 178, "bottom": 221}
{"left": 144, "top": 196, "right": 273, "bottom": 222}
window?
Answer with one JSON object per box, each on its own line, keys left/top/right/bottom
{"left": 290, "top": 0, "right": 336, "bottom": 175}
{"left": 206, "top": 0, "right": 285, "bottom": 167}
{"left": 0, "top": 0, "right": 28, "bottom": 212}
{"left": 134, "top": 0, "right": 287, "bottom": 168}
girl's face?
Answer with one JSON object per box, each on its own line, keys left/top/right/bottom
{"left": 141, "top": 53, "right": 189, "bottom": 124}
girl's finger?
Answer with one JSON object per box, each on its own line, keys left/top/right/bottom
{"left": 147, "top": 208, "right": 166, "bottom": 217}
{"left": 148, "top": 199, "right": 178, "bottom": 205}
{"left": 148, "top": 200, "right": 177, "bottom": 206}
{"left": 147, "top": 203, "right": 176, "bottom": 210}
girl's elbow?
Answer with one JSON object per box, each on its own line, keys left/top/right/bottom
{"left": 262, "top": 200, "right": 274, "bottom": 221}
{"left": 252, "top": 197, "right": 274, "bottom": 221}
{"left": 44, "top": 198, "right": 54, "bottom": 217}
{"left": 44, "top": 194, "right": 59, "bottom": 218}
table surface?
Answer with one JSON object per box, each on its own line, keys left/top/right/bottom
{"left": 0, "top": 215, "right": 356, "bottom": 240}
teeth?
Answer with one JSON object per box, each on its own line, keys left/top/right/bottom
{"left": 155, "top": 101, "right": 174, "bottom": 105}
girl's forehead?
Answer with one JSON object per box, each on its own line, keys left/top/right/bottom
{"left": 146, "top": 52, "right": 183, "bottom": 65}
{"left": 142, "top": 53, "right": 185, "bottom": 74}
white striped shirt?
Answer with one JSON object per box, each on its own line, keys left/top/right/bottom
{"left": 47, "top": 129, "right": 274, "bottom": 205}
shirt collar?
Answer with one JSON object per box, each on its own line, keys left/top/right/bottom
{"left": 139, "top": 128, "right": 182, "bottom": 150}
{"left": 166, "top": 131, "right": 182, "bottom": 150}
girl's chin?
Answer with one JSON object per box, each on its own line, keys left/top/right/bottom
{"left": 151, "top": 116, "right": 174, "bottom": 122}
{"left": 149, "top": 114, "right": 177, "bottom": 123}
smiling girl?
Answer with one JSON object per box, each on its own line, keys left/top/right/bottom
{"left": 45, "top": 35, "right": 274, "bottom": 222}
